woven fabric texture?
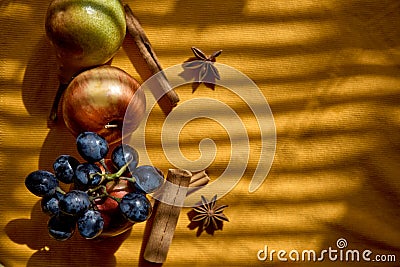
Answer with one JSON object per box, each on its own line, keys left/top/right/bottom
{"left": 1, "top": 0, "right": 400, "bottom": 266}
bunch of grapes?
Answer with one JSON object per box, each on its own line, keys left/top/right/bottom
{"left": 25, "top": 131, "right": 164, "bottom": 241}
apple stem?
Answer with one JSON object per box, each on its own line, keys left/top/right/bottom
{"left": 104, "top": 124, "right": 119, "bottom": 129}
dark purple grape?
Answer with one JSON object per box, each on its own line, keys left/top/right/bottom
{"left": 111, "top": 144, "right": 139, "bottom": 172}
{"left": 53, "top": 155, "right": 80, "bottom": 184}
{"left": 41, "top": 191, "right": 64, "bottom": 216}
{"left": 76, "top": 132, "right": 109, "bottom": 163}
{"left": 132, "top": 165, "right": 164, "bottom": 193}
{"left": 74, "top": 163, "right": 102, "bottom": 191}
{"left": 59, "top": 190, "right": 90, "bottom": 216}
{"left": 119, "top": 192, "right": 152, "bottom": 223}
{"left": 129, "top": 181, "right": 147, "bottom": 195}
{"left": 77, "top": 209, "right": 104, "bottom": 239}
{"left": 25, "top": 170, "right": 58, "bottom": 197}
{"left": 48, "top": 213, "right": 76, "bottom": 241}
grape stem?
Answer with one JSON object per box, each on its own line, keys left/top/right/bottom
{"left": 92, "top": 158, "right": 134, "bottom": 184}
{"left": 56, "top": 186, "right": 66, "bottom": 195}
{"left": 88, "top": 185, "right": 121, "bottom": 203}
{"left": 119, "top": 176, "right": 136, "bottom": 183}
{"left": 99, "top": 159, "right": 110, "bottom": 173}
{"left": 87, "top": 159, "right": 136, "bottom": 203}
{"left": 87, "top": 184, "right": 106, "bottom": 195}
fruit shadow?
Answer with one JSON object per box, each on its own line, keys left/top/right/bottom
{"left": 137, "top": 0, "right": 247, "bottom": 31}
{"left": 5, "top": 200, "right": 131, "bottom": 267}
{"left": 21, "top": 35, "right": 60, "bottom": 120}
{"left": 20, "top": 35, "right": 79, "bottom": 169}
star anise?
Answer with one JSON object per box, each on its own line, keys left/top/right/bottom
{"left": 180, "top": 47, "right": 222, "bottom": 92}
{"left": 191, "top": 195, "right": 229, "bottom": 230}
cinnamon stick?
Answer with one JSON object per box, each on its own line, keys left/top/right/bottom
{"left": 144, "top": 169, "right": 191, "bottom": 263}
{"left": 187, "top": 170, "right": 210, "bottom": 195}
{"left": 123, "top": 4, "right": 179, "bottom": 114}
{"left": 189, "top": 170, "right": 209, "bottom": 186}
{"left": 151, "top": 169, "right": 210, "bottom": 200}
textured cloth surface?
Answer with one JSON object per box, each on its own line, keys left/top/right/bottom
{"left": 1, "top": 0, "right": 400, "bottom": 266}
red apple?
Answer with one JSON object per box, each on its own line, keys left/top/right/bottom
{"left": 95, "top": 179, "right": 136, "bottom": 237}
{"left": 68, "top": 159, "right": 134, "bottom": 237}
{"left": 62, "top": 65, "right": 146, "bottom": 145}
{"left": 90, "top": 159, "right": 136, "bottom": 237}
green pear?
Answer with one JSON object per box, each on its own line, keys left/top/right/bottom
{"left": 45, "top": 0, "right": 126, "bottom": 81}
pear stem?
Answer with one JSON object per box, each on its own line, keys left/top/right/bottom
{"left": 49, "top": 83, "right": 68, "bottom": 121}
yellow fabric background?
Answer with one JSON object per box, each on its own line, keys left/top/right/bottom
{"left": 1, "top": 0, "right": 400, "bottom": 266}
